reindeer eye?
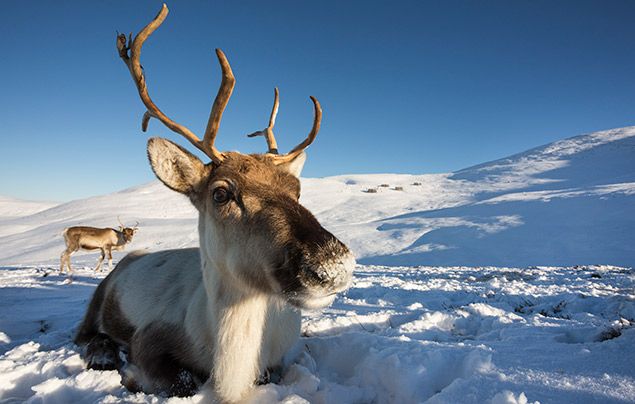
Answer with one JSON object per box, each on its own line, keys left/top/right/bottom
{"left": 212, "top": 187, "right": 231, "bottom": 204}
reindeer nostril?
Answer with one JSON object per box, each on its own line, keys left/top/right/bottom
{"left": 301, "top": 266, "right": 331, "bottom": 286}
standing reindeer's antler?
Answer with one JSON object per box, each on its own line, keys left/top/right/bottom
{"left": 116, "top": 4, "right": 233, "bottom": 164}
{"left": 117, "top": 216, "right": 139, "bottom": 229}
{"left": 248, "top": 89, "right": 322, "bottom": 164}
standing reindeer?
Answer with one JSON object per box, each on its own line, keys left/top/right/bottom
{"left": 74, "top": 5, "right": 355, "bottom": 402}
{"left": 60, "top": 219, "right": 138, "bottom": 274}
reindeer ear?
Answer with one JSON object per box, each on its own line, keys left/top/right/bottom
{"left": 277, "top": 151, "right": 307, "bottom": 178}
{"left": 147, "top": 137, "right": 209, "bottom": 195}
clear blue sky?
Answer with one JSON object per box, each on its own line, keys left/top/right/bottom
{"left": 1, "top": 1, "right": 634, "bottom": 201}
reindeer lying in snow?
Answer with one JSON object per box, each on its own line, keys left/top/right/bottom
{"left": 60, "top": 219, "right": 138, "bottom": 275}
{"left": 74, "top": 5, "right": 355, "bottom": 403}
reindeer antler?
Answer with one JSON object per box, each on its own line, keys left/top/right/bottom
{"left": 247, "top": 87, "right": 280, "bottom": 154}
{"left": 119, "top": 4, "right": 321, "bottom": 166}
{"left": 117, "top": 216, "right": 139, "bottom": 229}
{"left": 116, "top": 4, "right": 234, "bottom": 164}
{"left": 280, "top": 96, "right": 322, "bottom": 163}
{"left": 248, "top": 88, "right": 322, "bottom": 164}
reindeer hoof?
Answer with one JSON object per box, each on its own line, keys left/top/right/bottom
{"left": 85, "top": 333, "right": 120, "bottom": 370}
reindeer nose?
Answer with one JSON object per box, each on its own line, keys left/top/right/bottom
{"left": 299, "top": 240, "right": 355, "bottom": 292}
{"left": 300, "top": 266, "right": 332, "bottom": 287}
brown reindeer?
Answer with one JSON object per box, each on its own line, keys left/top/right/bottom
{"left": 60, "top": 219, "right": 138, "bottom": 274}
{"left": 74, "top": 5, "right": 354, "bottom": 402}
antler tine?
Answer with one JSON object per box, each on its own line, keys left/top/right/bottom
{"left": 267, "top": 87, "right": 280, "bottom": 130}
{"left": 116, "top": 4, "right": 226, "bottom": 164}
{"left": 200, "top": 49, "right": 235, "bottom": 162}
{"left": 117, "top": 215, "right": 125, "bottom": 227}
{"left": 247, "top": 87, "right": 280, "bottom": 154}
{"left": 271, "top": 96, "right": 322, "bottom": 164}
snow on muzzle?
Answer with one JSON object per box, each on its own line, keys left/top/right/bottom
{"left": 277, "top": 238, "right": 355, "bottom": 310}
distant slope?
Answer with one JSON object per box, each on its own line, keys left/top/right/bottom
{"left": 0, "top": 196, "right": 57, "bottom": 219}
{"left": 451, "top": 126, "right": 635, "bottom": 190}
{"left": 0, "top": 197, "right": 60, "bottom": 239}
{"left": 0, "top": 126, "right": 633, "bottom": 267}
{"left": 364, "top": 126, "right": 635, "bottom": 267}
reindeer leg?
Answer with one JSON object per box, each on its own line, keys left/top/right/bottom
{"left": 60, "top": 246, "right": 73, "bottom": 274}
{"left": 107, "top": 248, "right": 113, "bottom": 271}
{"left": 84, "top": 333, "right": 121, "bottom": 370}
{"left": 65, "top": 248, "right": 77, "bottom": 277}
{"left": 123, "top": 323, "right": 202, "bottom": 397}
{"left": 60, "top": 250, "right": 68, "bottom": 274}
{"left": 95, "top": 249, "right": 105, "bottom": 272}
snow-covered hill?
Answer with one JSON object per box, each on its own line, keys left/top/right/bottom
{"left": 1, "top": 126, "right": 634, "bottom": 403}
{"left": 0, "top": 196, "right": 57, "bottom": 222}
{"left": 362, "top": 126, "right": 635, "bottom": 267}
{"left": 1, "top": 126, "right": 634, "bottom": 268}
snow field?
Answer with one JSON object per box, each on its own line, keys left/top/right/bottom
{"left": 0, "top": 263, "right": 633, "bottom": 403}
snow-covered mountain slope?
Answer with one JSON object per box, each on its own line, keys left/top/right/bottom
{"left": 0, "top": 196, "right": 57, "bottom": 220}
{"left": 1, "top": 126, "right": 633, "bottom": 267}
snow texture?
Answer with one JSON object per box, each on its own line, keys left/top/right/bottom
{"left": 0, "top": 126, "right": 634, "bottom": 403}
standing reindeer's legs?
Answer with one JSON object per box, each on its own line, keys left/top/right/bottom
{"left": 60, "top": 251, "right": 67, "bottom": 274}
{"left": 107, "top": 247, "right": 113, "bottom": 271}
{"left": 95, "top": 248, "right": 106, "bottom": 272}
{"left": 60, "top": 245, "right": 77, "bottom": 276}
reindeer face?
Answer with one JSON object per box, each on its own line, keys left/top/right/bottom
{"left": 121, "top": 227, "right": 137, "bottom": 243}
{"left": 148, "top": 139, "right": 354, "bottom": 309}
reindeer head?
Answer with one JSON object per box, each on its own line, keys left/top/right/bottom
{"left": 118, "top": 5, "right": 354, "bottom": 309}
{"left": 117, "top": 217, "right": 139, "bottom": 243}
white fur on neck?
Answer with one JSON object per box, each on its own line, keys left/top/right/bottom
{"left": 199, "top": 219, "right": 300, "bottom": 402}
{"left": 211, "top": 277, "right": 268, "bottom": 402}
